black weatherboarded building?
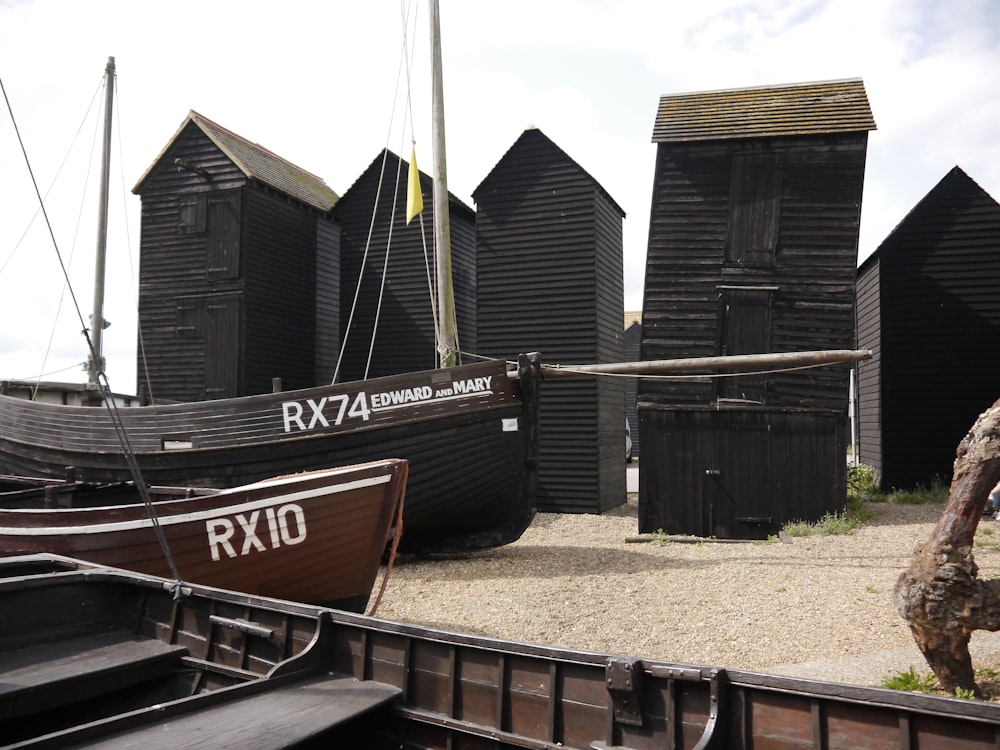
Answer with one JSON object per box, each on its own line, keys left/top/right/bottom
{"left": 639, "top": 80, "right": 876, "bottom": 539}
{"left": 132, "top": 111, "right": 339, "bottom": 402}
{"left": 856, "top": 167, "right": 1000, "bottom": 491}
{"left": 333, "top": 149, "right": 476, "bottom": 382}
{"left": 474, "top": 128, "right": 627, "bottom": 514}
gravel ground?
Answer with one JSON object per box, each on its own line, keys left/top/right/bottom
{"left": 371, "top": 494, "right": 1000, "bottom": 688}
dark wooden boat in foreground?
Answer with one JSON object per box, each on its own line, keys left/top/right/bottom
{"left": 4, "top": 554, "right": 1000, "bottom": 750}
{"left": 0, "top": 459, "right": 407, "bottom": 610}
{"left": 0, "top": 355, "right": 540, "bottom": 554}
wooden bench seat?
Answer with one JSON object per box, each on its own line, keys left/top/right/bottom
{"left": 0, "top": 630, "right": 188, "bottom": 721}
{"left": 47, "top": 674, "right": 401, "bottom": 749}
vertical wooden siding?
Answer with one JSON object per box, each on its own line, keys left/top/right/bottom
{"left": 639, "top": 409, "right": 847, "bottom": 538}
{"left": 639, "top": 134, "right": 867, "bottom": 536}
{"left": 242, "top": 184, "right": 323, "bottom": 394}
{"left": 334, "top": 151, "right": 476, "bottom": 382}
{"left": 135, "top": 124, "right": 332, "bottom": 402}
{"left": 641, "top": 136, "right": 865, "bottom": 409}
{"left": 624, "top": 322, "right": 641, "bottom": 458}
{"left": 475, "top": 129, "right": 625, "bottom": 513}
{"left": 858, "top": 167, "right": 1000, "bottom": 490}
{"left": 314, "top": 218, "right": 341, "bottom": 385}
{"left": 855, "top": 256, "right": 882, "bottom": 477}
{"left": 135, "top": 125, "right": 247, "bottom": 403}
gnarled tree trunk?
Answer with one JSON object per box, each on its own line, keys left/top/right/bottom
{"left": 894, "top": 397, "right": 1000, "bottom": 696}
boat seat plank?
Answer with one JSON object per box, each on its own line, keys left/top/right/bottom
{"left": 64, "top": 674, "right": 401, "bottom": 749}
{"left": 0, "top": 631, "right": 188, "bottom": 720}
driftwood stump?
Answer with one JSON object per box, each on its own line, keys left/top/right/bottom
{"left": 894, "top": 398, "right": 1000, "bottom": 696}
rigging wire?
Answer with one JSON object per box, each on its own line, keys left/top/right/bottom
{"left": 32, "top": 78, "right": 105, "bottom": 398}
{"left": 332, "top": 0, "right": 449, "bottom": 382}
{"left": 331, "top": 2, "right": 414, "bottom": 383}
{"left": 1, "top": 68, "right": 185, "bottom": 591}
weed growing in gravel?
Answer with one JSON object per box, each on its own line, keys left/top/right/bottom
{"left": 783, "top": 511, "right": 861, "bottom": 537}
{"left": 848, "top": 464, "right": 884, "bottom": 502}
{"left": 882, "top": 666, "right": 1000, "bottom": 701}
{"left": 887, "top": 477, "right": 949, "bottom": 505}
{"left": 881, "top": 665, "right": 938, "bottom": 693}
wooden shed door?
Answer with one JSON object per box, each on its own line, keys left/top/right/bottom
{"left": 704, "top": 423, "right": 772, "bottom": 539}
{"left": 718, "top": 288, "right": 772, "bottom": 403}
{"left": 206, "top": 191, "right": 241, "bottom": 280}
{"left": 176, "top": 293, "right": 241, "bottom": 400}
{"left": 204, "top": 294, "right": 241, "bottom": 399}
{"left": 726, "top": 153, "right": 782, "bottom": 267}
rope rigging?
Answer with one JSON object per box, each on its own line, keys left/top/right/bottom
{"left": 333, "top": 0, "right": 456, "bottom": 383}
{"left": 1, "top": 64, "right": 184, "bottom": 594}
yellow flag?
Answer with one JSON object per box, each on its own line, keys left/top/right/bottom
{"left": 406, "top": 147, "right": 423, "bottom": 224}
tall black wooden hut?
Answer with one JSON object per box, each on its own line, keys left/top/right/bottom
{"left": 473, "top": 127, "right": 626, "bottom": 514}
{"left": 333, "top": 149, "right": 476, "bottom": 381}
{"left": 639, "top": 79, "right": 875, "bottom": 539}
{"left": 132, "top": 111, "right": 339, "bottom": 403}
{"left": 856, "top": 167, "right": 1000, "bottom": 490}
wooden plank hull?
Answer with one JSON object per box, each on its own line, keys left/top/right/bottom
{"left": 0, "top": 460, "right": 407, "bottom": 609}
{"left": 5, "top": 555, "right": 1000, "bottom": 749}
{"left": 0, "top": 356, "right": 541, "bottom": 553}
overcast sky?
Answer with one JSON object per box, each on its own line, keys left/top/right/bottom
{"left": 1, "top": 0, "right": 997, "bottom": 395}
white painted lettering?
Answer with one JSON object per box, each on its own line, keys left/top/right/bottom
{"left": 282, "top": 401, "right": 306, "bottom": 432}
{"left": 305, "top": 398, "right": 330, "bottom": 429}
{"left": 207, "top": 518, "right": 237, "bottom": 561}
{"left": 278, "top": 504, "right": 307, "bottom": 545}
{"left": 236, "top": 511, "right": 266, "bottom": 555}
{"left": 265, "top": 506, "right": 281, "bottom": 548}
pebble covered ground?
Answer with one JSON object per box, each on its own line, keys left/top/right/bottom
{"left": 371, "top": 497, "right": 1000, "bottom": 687}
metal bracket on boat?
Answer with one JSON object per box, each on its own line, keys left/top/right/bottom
{"left": 605, "top": 657, "right": 645, "bottom": 727}
{"left": 209, "top": 614, "right": 275, "bottom": 640}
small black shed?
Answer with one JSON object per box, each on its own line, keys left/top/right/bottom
{"left": 473, "top": 127, "right": 626, "bottom": 514}
{"left": 333, "top": 149, "right": 477, "bottom": 382}
{"left": 856, "top": 167, "right": 1000, "bottom": 490}
{"left": 132, "top": 111, "right": 339, "bottom": 403}
{"left": 639, "top": 79, "right": 876, "bottom": 539}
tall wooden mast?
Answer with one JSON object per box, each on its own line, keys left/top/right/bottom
{"left": 86, "top": 55, "right": 115, "bottom": 387}
{"left": 429, "top": 0, "right": 459, "bottom": 368}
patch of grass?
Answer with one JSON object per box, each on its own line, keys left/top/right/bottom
{"left": 848, "top": 464, "right": 885, "bottom": 503}
{"left": 783, "top": 511, "right": 862, "bottom": 537}
{"left": 651, "top": 528, "right": 668, "bottom": 546}
{"left": 881, "top": 665, "right": 1000, "bottom": 701}
{"left": 887, "top": 477, "right": 950, "bottom": 505}
{"left": 775, "top": 586, "right": 786, "bottom": 593}
{"left": 881, "top": 665, "right": 938, "bottom": 693}
{"left": 865, "top": 585, "right": 879, "bottom": 594}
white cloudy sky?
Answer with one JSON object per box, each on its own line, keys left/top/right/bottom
{"left": 1, "top": 0, "right": 997, "bottom": 395}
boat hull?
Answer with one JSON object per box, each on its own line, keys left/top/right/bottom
{"left": 4, "top": 555, "right": 1000, "bottom": 750}
{"left": 0, "top": 460, "right": 407, "bottom": 609}
{"left": 0, "top": 356, "right": 540, "bottom": 553}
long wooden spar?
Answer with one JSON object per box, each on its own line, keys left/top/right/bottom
{"left": 538, "top": 349, "right": 871, "bottom": 379}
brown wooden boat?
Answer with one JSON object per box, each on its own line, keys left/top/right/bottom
{"left": 0, "top": 459, "right": 407, "bottom": 611}
{"left": 4, "top": 554, "right": 1000, "bottom": 749}
{"left": 0, "top": 356, "right": 540, "bottom": 555}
